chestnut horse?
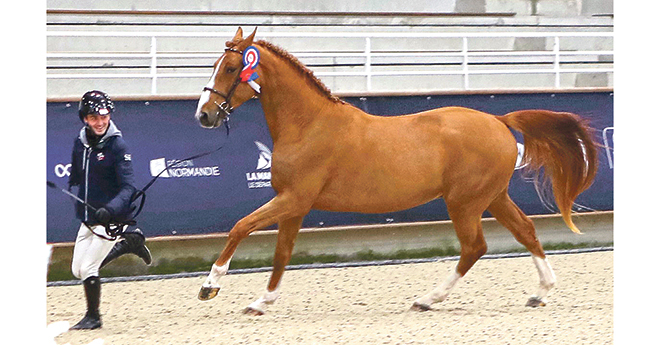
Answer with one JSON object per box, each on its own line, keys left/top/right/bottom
{"left": 194, "top": 27, "right": 598, "bottom": 315}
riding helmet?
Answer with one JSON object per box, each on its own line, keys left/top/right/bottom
{"left": 78, "top": 90, "right": 115, "bottom": 122}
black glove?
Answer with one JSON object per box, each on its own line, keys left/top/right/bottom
{"left": 94, "top": 207, "right": 111, "bottom": 224}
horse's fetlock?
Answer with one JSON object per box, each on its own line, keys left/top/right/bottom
{"left": 542, "top": 278, "right": 556, "bottom": 289}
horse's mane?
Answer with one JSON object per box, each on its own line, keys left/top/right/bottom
{"left": 227, "top": 39, "right": 343, "bottom": 104}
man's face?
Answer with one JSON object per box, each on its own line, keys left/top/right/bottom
{"left": 84, "top": 114, "right": 111, "bottom": 136}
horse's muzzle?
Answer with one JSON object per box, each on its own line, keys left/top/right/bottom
{"left": 197, "top": 100, "right": 233, "bottom": 128}
{"left": 197, "top": 111, "right": 218, "bottom": 128}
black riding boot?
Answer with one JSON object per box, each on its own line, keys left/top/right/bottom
{"left": 100, "top": 229, "right": 152, "bottom": 269}
{"left": 70, "top": 276, "right": 102, "bottom": 330}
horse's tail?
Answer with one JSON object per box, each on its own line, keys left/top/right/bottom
{"left": 497, "top": 110, "right": 598, "bottom": 234}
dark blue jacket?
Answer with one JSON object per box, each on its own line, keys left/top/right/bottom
{"left": 68, "top": 121, "right": 136, "bottom": 224}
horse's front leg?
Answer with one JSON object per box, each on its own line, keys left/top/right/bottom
{"left": 198, "top": 195, "right": 302, "bottom": 301}
{"left": 198, "top": 195, "right": 290, "bottom": 301}
{"left": 244, "top": 216, "right": 304, "bottom": 315}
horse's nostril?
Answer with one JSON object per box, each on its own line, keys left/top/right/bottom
{"left": 199, "top": 112, "right": 210, "bottom": 125}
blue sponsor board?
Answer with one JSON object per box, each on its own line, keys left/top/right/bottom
{"left": 47, "top": 91, "right": 613, "bottom": 243}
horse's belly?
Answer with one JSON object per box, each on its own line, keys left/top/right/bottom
{"left": 312, "top": 172, "right": 443, "bottom": 213}
{"left": 313, "top": 191, "right": 439, "bottom": 213}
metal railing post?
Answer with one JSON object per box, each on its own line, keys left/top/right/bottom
{"left": 365, "top": 37, "right": 372, "bottom": 92}
{"left": 462, "top": 37, "right": 469, "bottom": 90}
{"left": 553, "top": 36, "right": 560, "bottom": 88}
{"left": 150, "top": 36, "right": 158, "bottom": 94}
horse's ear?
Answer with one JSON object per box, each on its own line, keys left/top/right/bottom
{"left": 233, "top": 27, "right": 244, "bottom": 41}
{"left": 238, "top": 27, "right": 258, "bottom": 50}
{"left": 226, "top": 27, "right": 245, "bottom": 48}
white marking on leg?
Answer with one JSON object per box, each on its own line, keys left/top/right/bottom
{"left": 202, "top": 258, "right": 231, "bottom": 288}
{"left": 247, "top": 286, "right": 280, "bottom": 314}
{"left": 532, "top": 255, "right": 556, "bottom": 301}
{"left": 415, "top": 270, "right": 462, "bottom": 307}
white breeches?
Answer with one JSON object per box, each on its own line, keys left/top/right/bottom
{"left": 71, "top": 223, "right": 118, "bottom": 280}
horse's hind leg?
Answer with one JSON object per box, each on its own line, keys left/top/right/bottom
{"left": 413, "top": 206, "right": 487, "bottom": 311}
{"left": 487, "top": 192, "right": 556, "bottom": 307}
{"left": 244, "top": 216, "right": 304, "bottom": 315}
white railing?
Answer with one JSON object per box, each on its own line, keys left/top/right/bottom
{"left": 47, "top": 31, "right": 613, "bottom": 95}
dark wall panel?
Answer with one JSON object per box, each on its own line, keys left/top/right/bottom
{"left": 47, "top": 91, "right": 613, "bottom": 243}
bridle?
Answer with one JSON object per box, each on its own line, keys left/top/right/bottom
{"left": 202, "top": 47, "right": 250, "bottom": 127}
{"left": 132, "top": 47, "right": 256, "bottom": 225}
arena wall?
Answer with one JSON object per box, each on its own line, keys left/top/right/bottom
{"left": 47, "top": 211, "right": 612, "bottom": 282}
{"left": 47, "top": 90, "right": 614, "bottom": 244}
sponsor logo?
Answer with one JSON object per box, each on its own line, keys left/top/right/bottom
{"left": 96, "top": 152, "right": 105, "bottom": 161}
{"left": 246, "top": 141, "right": 272, "bottom": 189}
{"left": 54, "top": 163, "right": 71, "bottom": 178}
{"left": 150, "top": 157, "right": 220, "bottom": 178}
{"left": 124, "top": 153, "right": 132, "bottom": 161}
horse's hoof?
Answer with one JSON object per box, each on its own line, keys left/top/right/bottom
{"left": 243, "top": 307, "right": 265, "bottom": 316}
{"left": 410, "top": 302, "right": 432, "bottom": 312}
{"left": 198, "top": 286, "right": 220, "bottom": 301}
{"left": 525, "top": 296, "right": 546, "bottom": 307}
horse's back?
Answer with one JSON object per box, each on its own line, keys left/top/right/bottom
{"left": 418, "top": 106, "right": 516, "bottom": 152}
{"left": 311, "top": 106, "right": 518, "bottom": 213}
{"left": 367, "top": 106, "right": 517, "bottom": 166}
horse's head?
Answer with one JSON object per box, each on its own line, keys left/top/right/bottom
{"left": 195, "top": 27, "right": 261, "bottom": 128}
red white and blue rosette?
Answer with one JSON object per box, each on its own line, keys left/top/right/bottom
{"left": 240, "top": 46, "right": 261, "bottom": 93}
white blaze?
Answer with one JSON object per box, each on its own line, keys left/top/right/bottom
{"left": 195, "top": 56, "right": 225, "bottom": 120}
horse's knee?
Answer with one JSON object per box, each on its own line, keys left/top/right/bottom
{"left": 227, "top": 224, "right": 250, "bottom": 242}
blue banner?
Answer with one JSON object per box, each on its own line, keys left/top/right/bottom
{"left": 47, "top": 91, "right": 613, "bottom": 243}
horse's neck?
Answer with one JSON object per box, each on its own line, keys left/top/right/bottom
{"left": 259, "top": 73, "right": 336, "bottom": 143}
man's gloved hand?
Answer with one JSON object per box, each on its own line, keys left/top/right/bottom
{"left": 94, "top": 207, "right": 111, "bottom": 224}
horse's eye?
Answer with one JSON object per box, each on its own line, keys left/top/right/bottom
{"left": 226, "top": 67, "right": 237, "bottom": 74}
